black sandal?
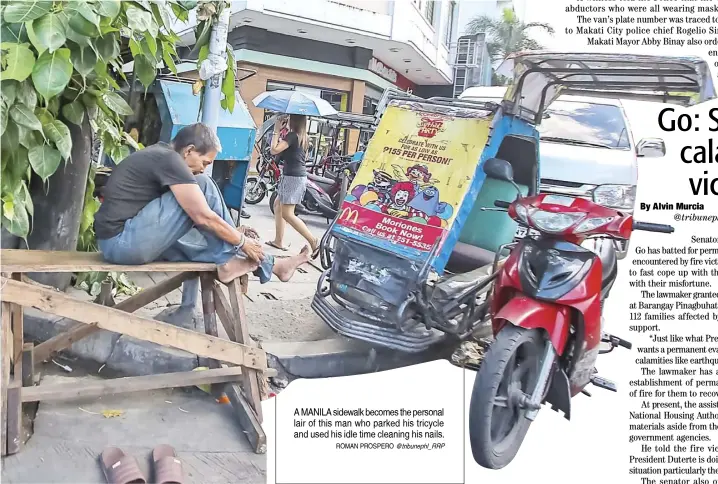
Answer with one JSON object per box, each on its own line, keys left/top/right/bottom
{"left": 311, "top": 239, "right": 320, "bottom": 260}
{"left": 266, "top": 241, "right": 289, "bottom": 251}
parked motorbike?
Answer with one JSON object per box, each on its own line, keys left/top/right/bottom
{"left": 244, "top": 148, "right": 280, "bottom": 205}
{"left": 469, "top": 158, "right": 674, "bottom": 469}
{"left": 269, "top": 158, "right": 361, "bottom": 221}
{"left": 269, "top": 173, "right": 338, "bottom": 221}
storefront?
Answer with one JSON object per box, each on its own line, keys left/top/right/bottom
{"left": 363, "top": 57, "right": 417, "bottom": 115}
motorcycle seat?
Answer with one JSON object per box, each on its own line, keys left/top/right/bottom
{"left": 433, "top": 261, "right": 494, "bottom": 301}
{"left": 445, "top": 242, "right": 496, "bottom": 274}
{"left": 307, "top": 173, "right": 336, "bottom": 186}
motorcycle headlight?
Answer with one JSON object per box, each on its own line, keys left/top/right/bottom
{"left": 530, "top": 210, "right": 585, "bottom": 233}
{"left": 575, "top": 216, "right": 615, "bottom": 233}
{"left": 593, "top": 185, "right": 636, "bottom": 210}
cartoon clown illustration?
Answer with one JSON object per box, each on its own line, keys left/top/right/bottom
{"left": 391, "top": 163, "right": 439, "bottom": 192}
{"left": 383, "top": 181, "right": 415, "bottom": 218}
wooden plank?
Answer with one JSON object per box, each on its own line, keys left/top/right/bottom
{"left": 21, "top": 367, "right": 244, "bottom": 402}
{"left": 0, "top": 249, "right": 216, "bottom": 273}
{"left": 32, "top": 272, "right": 198, "bottom": 365}
{"left": 1, "top": 303, "right": 10, "bottom": 456}
{"left": 21, "top": 343, "right": 34, "bottom": 388}
{"left": 5, "top": 382, "right": 21, "bottom": 455}
{"left": 200, "top": 275, "right": 222, "bottom": 400}
{"left": 1, "top": 278, "right": 267, "bottom": 371}
{"left": 33, "top": 324, "right": 99, "bottom": 365}
{"left": 211, "top": 283, "right": 236, "bottom": 341}
{"left": 224, "top": 383, "right": 267, "bottom": 454}
{"left": 11, "top": 273, "right": 22, "bottom": 381}
{"left": 227, "top": 278, "right": 263, "bottom": 422}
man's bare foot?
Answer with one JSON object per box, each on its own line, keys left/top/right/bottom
{"left": 273, "top": 245, "right": 311, "bottom": 282}
{"left": 217, "top": 256, "right": 260, "bottom": 284}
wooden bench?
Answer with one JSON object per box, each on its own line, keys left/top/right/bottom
{"left": 0, "top": 249, "right": 270, "bottom": 456}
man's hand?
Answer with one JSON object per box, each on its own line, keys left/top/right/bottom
{"left": 242, "top": 238, "right": 264, "bottom": 262}
{"left": 238, "top": 225, "right": 259, "bottom": 239}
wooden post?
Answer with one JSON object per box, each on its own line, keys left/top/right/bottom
{"left": 227, "top": 278, "right": 263, "bottom": 422}
{"left": 2, "top": 302, "right": 11, "bottom": 456}
{"left": 21, "top": 343, "right": 34, "bottom": 388}
{"left": 6, "top": 273, "right": 23, "bottom": 455}
{"left": 200, "top": 274, "right": 223, "bottom": 399}
{"left": 11, "top": 274, "right": 22, "bottom": 381}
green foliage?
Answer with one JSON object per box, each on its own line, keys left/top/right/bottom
{"left": 466, "top": 8, "right": 554, "bottom": 62}
{"left": 192, "top": 2, "right": 237, "bottom": 113}
{"left": 0, "top": 0, "right": 194, "bottom": 242}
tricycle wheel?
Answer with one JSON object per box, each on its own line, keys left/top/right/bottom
{"left": 244, "top": 177, "right": 267, "bottom": 205}
{"left": 469, "top": 325, "right": 543, "bottom": 469}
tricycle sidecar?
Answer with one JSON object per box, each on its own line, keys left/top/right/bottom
{"left": 312, "top": 52, "right": 715, "bottom": 355}
{"left": 313, "top": 92, "right": 540, "bottom": 353}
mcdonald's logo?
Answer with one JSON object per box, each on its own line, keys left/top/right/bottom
{"left": 339, "top": 207, "right": 359, "bottom": 224}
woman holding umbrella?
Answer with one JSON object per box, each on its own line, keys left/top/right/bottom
{"left": 267, "top": 114, "right": 319, "bottom": 256}
{"left": 254, "top": 90, "right": 338, "bottom": 258}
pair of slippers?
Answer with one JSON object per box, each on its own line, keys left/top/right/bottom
{"left": 100, "top": 445, "right": 183, "bottom": 484}
{"left": 266, "top": 240, "right": 320, "bottom": 260}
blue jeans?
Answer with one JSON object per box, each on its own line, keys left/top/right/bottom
{"left": 98, "top": 174, "right": 274, "bottom": 283}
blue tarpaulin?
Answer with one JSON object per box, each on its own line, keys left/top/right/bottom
{"left": 153, "top": 79, "right": 257, "bottom": 211}
{"left": 154, "top": 80, "right": 256, "bottom": 161}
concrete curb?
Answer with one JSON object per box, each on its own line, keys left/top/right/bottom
{"left": 24, "top": 308, "right": 200, "bottom": 375}
{"left": 261, "top": 337, "right": 448, "bottom": 379}
{"left": 24, "top": 309, "right": 442, "bottom": 380}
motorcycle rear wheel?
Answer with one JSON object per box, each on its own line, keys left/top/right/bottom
{"left": 244, "top": 177, "right": 267, "bottom": 205}
{"left": 469, "top": 325, "right": 543, "bottom": 469}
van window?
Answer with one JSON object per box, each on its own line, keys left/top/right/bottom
{"left": 538, "top": 101, "right": 631, "bottom": 149}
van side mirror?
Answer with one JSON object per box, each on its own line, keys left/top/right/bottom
{"left": 637, "top": 138, "right": 665, "bottom": 158}
{"left": 483, "top": 158, "right": 515, "bottom": 181}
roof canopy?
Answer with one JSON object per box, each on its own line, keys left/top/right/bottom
{"left": 497, "top": 52, "right": 716, "bottom": 123}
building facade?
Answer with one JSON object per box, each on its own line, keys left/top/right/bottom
{"left": 175, "top": 0, "right": 466, "bottom": 163}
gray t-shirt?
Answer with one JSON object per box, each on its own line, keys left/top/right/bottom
{"left": 94, "top": 143, "right": 197, "bottom": 239}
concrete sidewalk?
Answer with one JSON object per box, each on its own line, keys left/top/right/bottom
{"left": 1, "top": 368, "right": 266, "bottom": 484}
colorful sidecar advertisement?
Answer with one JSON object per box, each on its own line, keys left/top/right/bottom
{"left": 334, "top": 104, "right": 491, "bottom": 256}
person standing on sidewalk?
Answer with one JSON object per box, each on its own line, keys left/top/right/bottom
{"left": 267, "top": 114, "right": 319, "bottom": 258}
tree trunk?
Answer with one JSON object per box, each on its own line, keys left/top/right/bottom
{"left": 26, "top": 116, "right": 93, "bottom": 290}
{"left": 1, "top": 228, "right": 20, "bottom": 249}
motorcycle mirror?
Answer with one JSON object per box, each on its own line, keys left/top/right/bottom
{"left": 483, "top": 158, "right": 523, "bottom": 197}
{"left": 483, "top": 158, "right": 514, "bottom": 182}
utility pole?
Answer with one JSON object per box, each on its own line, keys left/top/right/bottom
{"left": 200, "top": 4, "right": 231, "bottom": 178}
{"left": 181, "top": 4, "right": 231, "bottom": 310}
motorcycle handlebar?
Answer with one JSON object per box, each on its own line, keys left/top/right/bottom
{"left": 633, "top": 221, "right": 675, "bottom": 234}
{"left": 494, "top": 200, "right": 511, "bottom": 209}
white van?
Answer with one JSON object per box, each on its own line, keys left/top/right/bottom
{"left": 459, "top": 86, "right": 665, "bottom": 258}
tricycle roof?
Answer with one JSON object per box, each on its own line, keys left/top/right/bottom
{"left": 497, "top": 52, "right": 716, "bottom": 123}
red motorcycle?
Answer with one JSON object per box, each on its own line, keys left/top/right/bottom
{"left": 470, "top": 158, "right": 674, "bottom": 469}
{"left": 244, "top": 147, "right": 281, "bottom": 205}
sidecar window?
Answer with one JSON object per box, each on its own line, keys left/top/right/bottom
{"left": 538, "top": 101, "right": 630, "bottom": 150}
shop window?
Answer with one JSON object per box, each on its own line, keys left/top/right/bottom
{"left": 444, "top": 1, "right": 456, "bottom": 46}
{"left": 363, "top": 96, "right": 377, "bottom": 115}
{"left": 424, "top": 0, "right": 435, "bottom": 26}
{"left": 267, "top": 81, "right": 295, "bottom": 92}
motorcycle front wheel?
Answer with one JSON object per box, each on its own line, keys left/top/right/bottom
{"left": 469, "top": 325, "right": 543, "bottom": 470}
{"left": 244, "top": 177, "right": 267, "bottom": 205}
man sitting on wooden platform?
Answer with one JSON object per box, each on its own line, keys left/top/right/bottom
{"left": 93, "top": 123, "right": 310, "bottom": 283}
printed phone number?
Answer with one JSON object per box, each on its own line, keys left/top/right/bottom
{"left": 359, "top": 226, "right": 433, "bottom": 251}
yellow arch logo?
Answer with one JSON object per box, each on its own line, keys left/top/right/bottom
{"left": 339, "top": 207, "right": 359, "bottom": 224}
